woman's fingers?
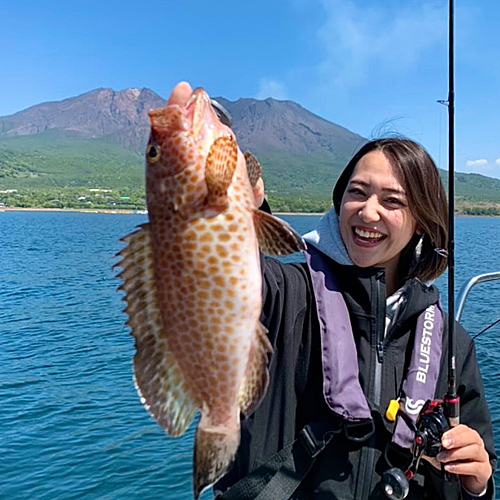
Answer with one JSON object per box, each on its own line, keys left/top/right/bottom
{"left": 435, "top": 424, "right": 491, "bottom": 495}
{"left": 167, "top": 81, "right": 193, "bottom": 106}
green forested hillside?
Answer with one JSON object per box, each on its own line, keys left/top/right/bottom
{"left": 0, "top": 133, "right": 143, "bottom": 189}
{"left": 1, "top": 89, "right": 499, "bottom": 214}
{"left": 1, "top": 137, "right": 499, "bottom": 214}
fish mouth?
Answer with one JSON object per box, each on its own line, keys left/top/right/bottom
{"left": 185, "top": 88, "right": 221, "bottom": 139}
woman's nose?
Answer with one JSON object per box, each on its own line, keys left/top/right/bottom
{"left": 358, "top": 196, "right": 381, "bottom": 223}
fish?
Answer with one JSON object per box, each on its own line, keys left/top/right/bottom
{"left": 115, "top": 81, "right": 305, "bottom": 498}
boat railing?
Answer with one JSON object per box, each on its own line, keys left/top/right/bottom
{"left": 455, "top": 271, "right": 500, "bottom": 323}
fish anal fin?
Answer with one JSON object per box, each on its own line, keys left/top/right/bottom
{"left": 194, "top": 411, "right": 240, "bottom": 499}
{"left": 238, "top": 322, "right": 273, "bottom": 417}
{"left": 244, "top": 150, "right": 262, "bottom": 187}
{"left": 116, "top": 224, "right": 198, "bottom": 436}
{"left": 205, "top": 136, "right": 238, "bottom": 207}
{"left": 253, "top": 210, "right": 306, "bottom": 256}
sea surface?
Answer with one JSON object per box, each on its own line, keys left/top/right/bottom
{"left": 1, "top": 212, "right": 499, "bottom": 499}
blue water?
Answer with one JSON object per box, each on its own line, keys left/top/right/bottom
{"left": 1, "top": 212, "right": 499, "bottom": 499}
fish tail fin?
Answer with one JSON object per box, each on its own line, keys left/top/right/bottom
{"left": 193, "top": 410, "right": 240, "bottom": 499}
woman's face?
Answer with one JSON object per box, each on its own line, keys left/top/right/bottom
{"left": 339, "top": 150, "right": 419, "bottom": 283}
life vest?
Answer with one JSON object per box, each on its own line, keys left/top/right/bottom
{"left": 305, "top": 245, "right": 444, "bottom": 450}
{"left": 216, "top": 249, "right": 446, "bottom": 499}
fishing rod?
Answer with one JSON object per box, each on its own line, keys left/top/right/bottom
{"left": 381, "top": 2, "right": 459, "bottom": 498}
{"left": 443, "top": 0, "right": 460, "bottom": 429}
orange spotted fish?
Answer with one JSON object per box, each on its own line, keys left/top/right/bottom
{"left": 116, "top": 82, "right": 305, "bottom": 498}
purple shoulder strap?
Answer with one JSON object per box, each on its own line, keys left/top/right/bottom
{"left": 305, "top": 247, "right": 444, "bottom": 449}
{"left": 305, "top": 246, "right": 372, "bottom": 421}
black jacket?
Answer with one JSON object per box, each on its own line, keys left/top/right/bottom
{"left": 216, "top": 256, "right": 496, "bottom": 499}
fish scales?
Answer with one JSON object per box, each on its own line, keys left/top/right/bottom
{"left": 148, "top": 158, "right": 261, "bottom": 419}
{"left": 116, "top": 82, "right": 305, "bottom": 499}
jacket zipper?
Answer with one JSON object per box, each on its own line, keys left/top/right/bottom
{"left": 360, "top": 273, "right": 386, "bottom": 500}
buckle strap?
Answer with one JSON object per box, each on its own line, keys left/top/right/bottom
{"left": 344, "top": 418, "right": 376, "bottom": 442}
{"left": 299, "top": 420, "right": 342, "bottom": 458}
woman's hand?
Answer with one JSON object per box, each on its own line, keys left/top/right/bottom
{"left": 435, "top": 424, "right": 492, "bottom": 495}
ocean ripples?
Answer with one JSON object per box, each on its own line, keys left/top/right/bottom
{"left": 0, "top": 212, "right": 498, "bottom": 500}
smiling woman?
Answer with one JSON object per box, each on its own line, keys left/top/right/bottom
{"left": 216, "top": 136, "right": 495, "bottom": 500}
{"left": 337, "top": 150, "right": 418, "bottom": 294}
{"left": 333, "top": 139, "right": 449, "bottom": 294}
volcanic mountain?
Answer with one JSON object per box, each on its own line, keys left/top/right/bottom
{"left": 1, "top": 88, "right": 499, "bottom": 206}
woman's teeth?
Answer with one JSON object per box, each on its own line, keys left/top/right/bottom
{"left": 354, "top": 228, "right": 385, "bottom": 240}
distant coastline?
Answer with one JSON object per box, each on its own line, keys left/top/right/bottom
{"left": 1, "top": 207, "right": 498, "bottom": 217}
{"left": 1, "top": 207, "right": 136, "bottom": 214}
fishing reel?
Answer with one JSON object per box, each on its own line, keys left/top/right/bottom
{"left": 382, "top": 399, "right": 450, "bottom": 500}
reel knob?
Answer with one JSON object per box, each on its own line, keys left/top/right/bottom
{"left": 381, "top": 468, "right": 410, "bottom": 500}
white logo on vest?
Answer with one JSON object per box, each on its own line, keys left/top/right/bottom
{"left": 416, "top": 304, "right": 435, "bottom": 383}
{"left": 404, "top": 397, "right": 426, "bottom": 415}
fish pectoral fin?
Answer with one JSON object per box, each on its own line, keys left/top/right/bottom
{"left": 253, "top": 209, "right": 307, "bottom": 256}
{"left": 205, "top": 136, "right": 238, "bottom": 206}
{"left": 115, "top": 224, "right": 198, "bottom": 437}
{"left": 194, "top": 411, "right": 240, "bottom": 499}
{"left": 244, "top": 150, "right": 262, "bottom": 187}
{"left": 238, "top": 322, "right": 273, "bottom": 417}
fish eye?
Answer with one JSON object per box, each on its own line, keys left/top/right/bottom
{"left": 146, "top": 144, "right": 161, "bottom": 163}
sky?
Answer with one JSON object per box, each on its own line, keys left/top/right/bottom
{"left": 1, "top": 0, "right": 499, "bottom": 178}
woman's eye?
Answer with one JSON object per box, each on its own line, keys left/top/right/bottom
{"left": 385, "top": 198, "right": 404, "bottom": 207}
{"left": 348, "top": 188, "right": 365, "bottom": 197}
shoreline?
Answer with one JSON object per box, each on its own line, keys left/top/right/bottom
{"left": 0, "top": 207, "right": 498, "bottom": 217}
{"left": 1, "top": 207, "right": 136, "bottom": 214}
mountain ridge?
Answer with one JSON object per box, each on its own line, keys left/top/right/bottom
{"left": 1, "top": 88, "right": 499, "bottom": 211}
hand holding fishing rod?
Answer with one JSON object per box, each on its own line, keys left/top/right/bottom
{"left": 382, "top": 1, "right": 493, "bottom": 498}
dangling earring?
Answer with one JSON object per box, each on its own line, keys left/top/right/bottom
{"left": 408, "top": 233, "right": 425, "bottom": 276}
{"left": 414, "top": 233, "right": 424, "bottom": 261}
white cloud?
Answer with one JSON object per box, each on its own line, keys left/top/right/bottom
{"left": 316, "top": 0, "right": 447, "bottom": 89}
{"left": 462, "top": 158, "right": 500, "bottom": 179}
{"left": 465, "top": 159, "right": 488, "bottom": 169}
{"left": 256, "top": 78, "right": 289, "bottom": 100}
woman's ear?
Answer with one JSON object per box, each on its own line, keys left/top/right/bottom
{"left": 416, "top": 225, "right": 424, "bottom": 236}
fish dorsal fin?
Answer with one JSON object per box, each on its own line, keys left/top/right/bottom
{"left": 238, "top": 322, "right": 273, "bottom": 417}
{"left": 253, "top": 210, "right": 306, "bottom": 256}
{"left": 244, "top": 150, "right": 262, "bottom": 187}
{"left": 115, "top": 224, "right": 198, "bottom": 437}
{"left": 205, "top": 136, "right": 238, "bottom": 206}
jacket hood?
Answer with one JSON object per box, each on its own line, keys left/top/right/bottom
{"left": 303, "top": 207, "right": 352, "bottom": 265}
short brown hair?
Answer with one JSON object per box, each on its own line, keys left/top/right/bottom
{"left": 333, "top": 138, "right": 448, "bottom": 282}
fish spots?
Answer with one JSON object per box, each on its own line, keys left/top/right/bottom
{"left": 200, "top": 232, "right": 213, "bottom": 243}
{"left": 132, "top": 95, "right": 268, "bottom": 454}
{"left": 216, "top": 245, "right": 229, "bottom": 258}
{"left": 213, "top": 276, "right": 225, "bottom": 287}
